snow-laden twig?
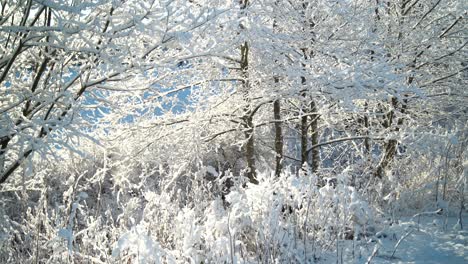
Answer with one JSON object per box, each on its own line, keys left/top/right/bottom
{"left": 390, "top": 229, "right": 414, "bottom": 259}
{"left": 365, "top": 244, "right": 379, "bottom": 264}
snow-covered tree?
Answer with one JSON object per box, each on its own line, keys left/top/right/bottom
{"left": 0, "top": 0, "right": 219, "bottom": 184}
{"left": 0, "top": 1, "right": 466, "bottom": 263}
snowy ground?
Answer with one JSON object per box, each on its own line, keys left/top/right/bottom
{"left": 316, "top": 215, "right": 468, "bottom": 264}
{"left": 366, "top": 216, "right": 467, "bottom": 264}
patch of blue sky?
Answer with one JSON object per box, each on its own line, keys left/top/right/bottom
{"left": 79, "top": 89, "right": 111, "bottom": 130}
{"left": 79, "top": 60, "right": 201, "bottom": 126}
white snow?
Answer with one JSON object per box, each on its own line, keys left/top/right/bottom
{"left": 355, "top": 216, "right": 468, "bottom": 264}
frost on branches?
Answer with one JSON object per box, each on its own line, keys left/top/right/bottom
{"left": 0, "top": 0, "right": 466, "bottom": 263}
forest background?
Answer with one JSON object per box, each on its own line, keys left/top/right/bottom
{"left": 0, "top": 0, "right": 466, "bottom": 263}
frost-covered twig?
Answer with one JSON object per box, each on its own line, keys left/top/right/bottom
{"left": 365, "top": 245, "right": 379, "bottom": 264}
{"left": 390, "top": 229, "right": 413, "bottom": 259}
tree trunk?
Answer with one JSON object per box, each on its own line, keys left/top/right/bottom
{"left": 309, "top": 100, "right": 319, "bottom": 173}
{"left": 244, "top": 114, "right": 258, "bottom": 184}
{"left": 0, "top": 138, "right": 8, "bottom": 175}
{"left": 363, "top": 101, "right": 370, "bottom": 153}
{"left": 274, "top": 98, "right": 283, "bottom": 177}
{"left": 299, "top": 1, "right": 318, "bottom": 170}
{"left": 300, "top": 85, "right": 308, "bottom": 167}
{"left": 237, "top": 0, "right": 257, "bottom": 184}
{"left": 240, "top": 40, "right": 257, "bottom": 184}
{"left": 375, "top": 96, "right": 407, "bottom": 178}
{"left": 272, "top": 3, "right": 283, "bottom": 178}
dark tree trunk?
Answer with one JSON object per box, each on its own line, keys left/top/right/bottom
{"left": 300, "top": 85, "right": 308, "bottom": 167}
{"left": 375, "top": 96, "right": 407, "bottom": 178}
{"left": 309, "top": 100, "right": 319, "bottom": 173}
{"left": 274, "top": 98, "right": 283, "bottom": 177}
{"left": 0, "top": 138, "right": 9, "bottom": 175}
{"left": 272, "top": 4, "right": 283, "bottom": 178}
{"left": 363, "top": 101, "right": 370, "bottom": 153}
{"left": 240, "top": 40, "right": 258, "bottom": 184}
{"left": 237, "top": 0, "right": 257, "bottom": 184}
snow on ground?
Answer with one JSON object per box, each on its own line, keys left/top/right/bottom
{"left": 317, "top": 215, "right": 468, "bottom": 264}
{"left": 370, "top": 216, "right": 467, "bottom": 264}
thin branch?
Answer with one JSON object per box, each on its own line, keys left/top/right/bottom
{"left": 306, "top": 136, "right": 384, "bottom": 155}
{"left": 416, "top": 41, "right": 467, "bottom": 69}
{"left": 439, "top": 15, "right": 463, "bottom": 38}
{"left": 413, "top": 0, "right": 442, "bottom": 29}
{"left": 421, "top": 66, "right": 468, "bottom": 87}
{"left": 203, "top": 113, "right": 321, "bottom": 142}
